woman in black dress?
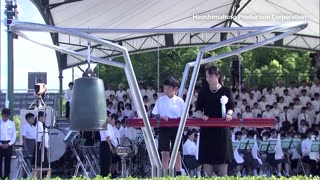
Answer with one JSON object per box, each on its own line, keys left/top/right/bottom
{"left": 195, "top": 65, "right": 234, "bottom": 176}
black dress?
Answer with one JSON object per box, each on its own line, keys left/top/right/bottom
{"left": 196, "top": 84, "right": 234, "bottom": 165}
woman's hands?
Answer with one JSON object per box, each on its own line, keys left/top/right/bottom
{"left": 225, "top": 114, "right": 232, "bottom": 122}
{"left": 195, "top": 110, "right": 232, "bottom": 122}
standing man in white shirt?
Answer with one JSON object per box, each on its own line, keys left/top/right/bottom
{"left": 64, "top": 82, "right": 73, "bottom": 120}
{"left": 22, "top": 113, "right": 36, "bottom": 156}
{"left": 99, "top": 117, "right": 113, "bottom": 177}
{"left": 0, "top": 108, "right": 16, "bottom": 179}
{"left": 152, "top": 77, "right": 185, "bottom": 176}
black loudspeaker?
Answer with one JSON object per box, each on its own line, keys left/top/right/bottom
{"left": 165, "top": 34, "right": 174, "bottom": 47}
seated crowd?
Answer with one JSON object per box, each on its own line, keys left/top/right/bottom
{"left": 101, "top": 79, "right": 320, "bottom": 177}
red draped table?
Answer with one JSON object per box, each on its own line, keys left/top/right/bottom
{"left": 126, "top": 118, "right": 275, "bottom": 128}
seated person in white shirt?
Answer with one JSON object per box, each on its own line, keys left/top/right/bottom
{"left": 298, "top": 120, "right": 309, "bottom": 134}
{"left": 301, "top": 129, "right": 320, "bottom": 176}
{"left": 312, "top": 93, "right": 320, "bottom": 112}
{"left": 251, "top": 102, "right": 261, "bottom": 118}
{"left": 122, "top": 103, "right": 134, "bottom": 119}
{"left": 22, "top": 113, "right": 36, "bottom": 156}
{"left": 262, "top": 105, "right": 275, "bottom": 118}
{"left": 299, "top": 89, "right": 311, "bottom": 107}
{"left": 108, "top": 114, "right": 121, "bottom": 177}
{"left": 242, "top": 106, "right": 254, "bottom": 118}
{"left": 231, "top": 131, "right": 244, "bottom": 176}
{"left": 280, "top": 106, "right": 292, "bottom": 131}
{"left": 298, "top": 107, "right": 312, "bottom": 128}
{"left": 242, "top": 130, "right": 264, "bottom": 176}
{"left": 298, "top": 80, "right": 311, "bottom": 97}
{"left": 283, "top": 89, "right": 294, "bottom": 105}
{"left": 182, "top": 130, "right": 202, "bottom": 177}
{"left": 288, "top": 81, "right": 299, "bottom": 98}
{"left": 266, "top": 130, "right": 290, "bottom": 177}
{"left": 277, "top": 96, "right": 286, "bottom": 112}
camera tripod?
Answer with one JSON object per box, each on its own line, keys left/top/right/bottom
{"left": 29, "top": 95, "right": 46, "bottom": 110}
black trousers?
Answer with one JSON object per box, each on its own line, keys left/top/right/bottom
{"left": 0, "top": 141, "right": 13, "bottom": 179}
{"left": 100, "top": 141, "right": 112, "bottom": 177}
{"left": 66, "top": 101, "right": 70, "bottom": 119}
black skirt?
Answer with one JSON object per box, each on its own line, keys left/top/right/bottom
{"left": 198, "top": 127, "right": 234, "bottom": 165}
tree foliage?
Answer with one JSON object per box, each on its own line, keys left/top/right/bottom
{"left": 94, "top": 47, "right": 313, "bottom": 90}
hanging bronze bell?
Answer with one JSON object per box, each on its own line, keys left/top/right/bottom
{"left": 70, "top": 76, "right": 107, "bottom": 130}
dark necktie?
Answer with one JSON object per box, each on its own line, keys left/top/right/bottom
{"left": 285, "top": 113, "right": 288, "bottom": 122}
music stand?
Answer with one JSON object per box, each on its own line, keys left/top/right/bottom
{"left": 311, "top": 140, "right": 320, "bottom": 153}
{"left": 64, "top": 131, "right": 79, "bottom": 143}
{"left": 233, "top": 142, "right": 239, "bottom": 151}
{"left": 258, "top": 141, "right": 269, "bottom": 154}
{"left": 238, "top": 139, "right": 255, "bottom": 152}
{"left": 292, "top": 138, "right": 301, "bottom": 149}
{"left": 281, "top": 138, "right": 292, "bottom": 150}
{"left": 267, "top": 140, "right": 277, "bottom": 153}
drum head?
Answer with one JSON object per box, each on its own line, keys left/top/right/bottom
{"left": 49, "top": 128, "right": 66, "bottom": 162}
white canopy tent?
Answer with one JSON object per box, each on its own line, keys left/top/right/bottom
{"left": 30, "top": 0, "right": 319, "bottom": 70}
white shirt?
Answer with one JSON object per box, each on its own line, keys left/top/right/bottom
{"left": 183, "top": 139, "right": 197, "bottom": 156}
{"left": 64, "top": 89, "right": 73, "bottom": 102}
{"left": 115, "top": 90, "right": 126, "bottom": 102}
{"left": 306, "top": 109, "right": 316, "bottom": 124}
{"left": 258, "top": 101, "right": 268, "bottom": 112}
{"left": 265, "top": 93, "right": 277, "bottom": 105}
{"left": 122, "top": 109, "right": 134, "bottom": 118}
{"left": 298, "top": 86, "right": 310, "bottom": 96}
{"left": 100, "top": 129, "right": 111, "bottom": 141}
{"left": 251, "top": 90, "right": 261, "bottom": 101}
{"left": 298, "top": 113, "right": 312, "bottom": 127}
{"left": 301, "top": 138, "right": 312, "bottom": 157}
{"left": 152, "top": 95, "right": 185, "bottom": 118}
{"left": 277, "top": 102, "right": 287, "bottom": 112}
{"left": 247, "top": 98, "right": 257, "bottom": 108}
{"left": 299, "top": 96, "right": 311, "bottom": 107}
{"left": 107, "top": 124, "right": 117, "bottom": 147}
{"left": 105, "top": 90, "right": 115, "bottom": 100}
{"left": 280, "top": 112, "right": 293, "bottom": 124}
{"left": 288, "top": 87, "right": 299, "bottom": 98}
{"left": 311, "top": 99, "right": 320, "bottom": 112}
{"left": 242, "top": 112, "right": 254, "bottom": 118}
{"left": 274, "top": 86, "right": 286, "bottom": 97}
{"left": 35, "top": 121, "right": 49, "bottom": 148}
{"left": 262, "top": 111, "right": 275, "bottom": 118}
{"left": 0, "top": 119, "right": 16, "bottom": 146}
{"left": 22, "top": 123, "right": 36, "bottom": 139}
{"left": 283, "top": 95, "right": 294, "bottom": 105}
{"left": 251, "top": 108, "right": 262, "bottom": 118}
{"left": 310, "top": 84, "right": 320, "bottom": 97}
{"left": 146, "top": 89, "right": 156, "bottom": 100}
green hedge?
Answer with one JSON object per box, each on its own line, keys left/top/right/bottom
{"left": 40, "top": 176, "right": 319, "bottom": 180}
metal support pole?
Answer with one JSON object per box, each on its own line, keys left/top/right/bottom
{"left": 122, "top": 50, "right": 162, "bottom": 173}
{"left": 168, "top": 52, "right": 203, "bottom": 176}
{"left": 178, "top": 64, "right": 190, "bottom": 97}
{"left": 5, "top": 0, "right": 16, "bottom": 119}
{"left": 58, "top": 70, "right": 63, "bottom": 117}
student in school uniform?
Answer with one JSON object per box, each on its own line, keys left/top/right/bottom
{"left": 182, "top": 130, "right": 202, "bottom": 177}
{"left": 99, "top": 117, "right": 113, "bottom": 177}
{"left": 152, "top": 76, "right": 185, "bottom": 176}
{"left": 0, "top": 108, "right": 16, "bottom": 179}
{"left": 22, "top": 113, "right": 36, "bottom": 156}
{"left": 33, "top": 111, "right": 49, "bottom": 168}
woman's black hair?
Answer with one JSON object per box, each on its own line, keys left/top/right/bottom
{"left": 205, "top": 65, "right": 223, "bottom": 84}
